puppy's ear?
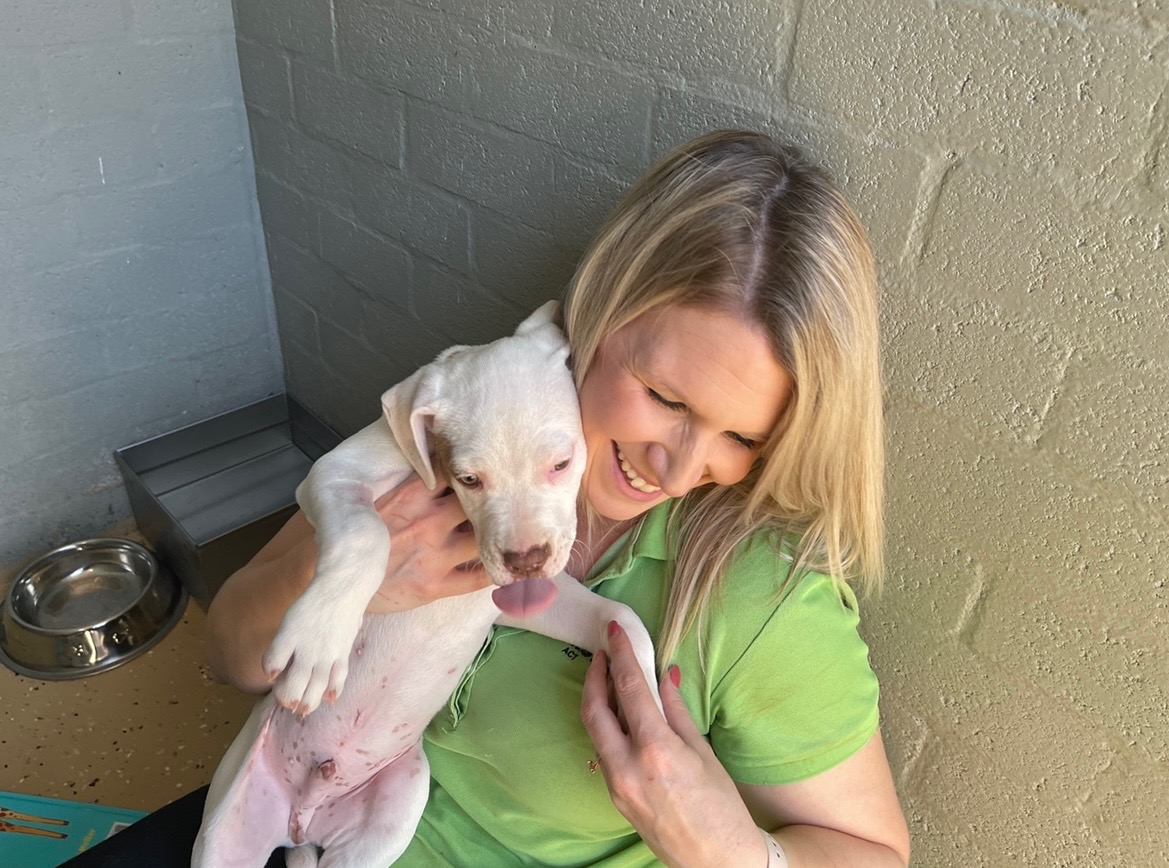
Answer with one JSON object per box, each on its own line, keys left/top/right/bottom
{"left": 514, "top": 300, "right": 560, "bottom": 336}
{"left": 381, "top": 365, "right": 443, "bottom": 490}
{"left": 515, "top": 300, "right": 570, "bottom": 365}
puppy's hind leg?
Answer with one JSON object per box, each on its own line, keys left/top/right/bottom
{"left": 310, "top": 744, "right": 431, "bottom": 868}
{"left": 194, "top": 708, "right": 293, "bottom": 868}
{"left": 285, "top": 845, "right": 319, "bottom": 868}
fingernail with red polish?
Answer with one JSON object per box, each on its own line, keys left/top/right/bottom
{"left": 669, "top": 665, "right": 681, "bottom": 688}
{"left": 607, "top": 620, "right": 620, "bottom": 638}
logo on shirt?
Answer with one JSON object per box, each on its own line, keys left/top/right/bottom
{"left": 561, "top": 644, "right": 593, "bottom": 661}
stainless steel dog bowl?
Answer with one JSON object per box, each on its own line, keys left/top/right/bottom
{"left": 0, "top": 538, "right": 188, "bottom": 680}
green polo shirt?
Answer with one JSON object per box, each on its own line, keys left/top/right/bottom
{"left": 398, "top": 501, "right": 880, "bottom": 866}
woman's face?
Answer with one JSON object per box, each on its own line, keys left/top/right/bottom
{"left": 577, "top": 304, "right": 792, "bottom": 522}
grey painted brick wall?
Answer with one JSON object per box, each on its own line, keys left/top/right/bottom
{"left": 231, "top": 0, "right": 1168, "bottom": 862}
{"left": 0, "top": 0, "right": 282, "bottom": 565}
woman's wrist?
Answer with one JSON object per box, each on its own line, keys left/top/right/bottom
{"left": 760, "top": 829, "right": 789, "bottom": 868}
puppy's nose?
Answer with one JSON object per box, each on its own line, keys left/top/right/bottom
{"left": 502, "top": 543, "right": 551, "bottom": 576}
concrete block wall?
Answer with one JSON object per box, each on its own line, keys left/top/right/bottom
{"left": 231, "top": 0, "right": 1168, "bottom": 862}
{"left": 0, "top": 0, "right": 282, "bottom": 565}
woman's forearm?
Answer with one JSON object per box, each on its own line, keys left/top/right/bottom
{"left": 204, "top": 513, "right": 319, "bottom": 693}
{"left": 771, "top": 824, "right": 909, "bottom": 867}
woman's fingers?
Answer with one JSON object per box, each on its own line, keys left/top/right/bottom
{"left": 580, "top": 650, "right": 632, "bottom": 765}
{"left": 444, "top": 527, "right": 482, "bottom": 572}
{"left": 579, "top": 634, "right": 765, "bottom": 866}
{"left": 442, "top": 556, "right": 490, "bottom": 595}
{"left": 376, "top": 477, "right": 465, "bottom": 530}
{"left": 604, "top": 622, "right": 668, "bottom": 743}
{"left": 377, "top": 477, "right": 472, "bottom": 563}
{"left": 658, "top": 665, "right": 709, "bottom": 753}
{"left": 365, "top": 473, "right": 492, "bottom": 610}
{"left": 374, "top": 475, "right": 442, "bottom": 521}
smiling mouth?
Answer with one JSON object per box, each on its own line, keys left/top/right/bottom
{"left": 615, "top": 447, "right": 661, "bottom": 493}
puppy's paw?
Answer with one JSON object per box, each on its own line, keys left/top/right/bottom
{"left": 263, "top": 593, "right": 360, "bottom": 715}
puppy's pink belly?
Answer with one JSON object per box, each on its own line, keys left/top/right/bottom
{"left": 268, "top": 703, "right": 423, "bottom": 786}
{"left": 258, "top": 600, "right": 498, "bottom": 843}
{"left": 263, "top": 665, "right": 453, "bottom": 831}
{"left": 264, "top": 708, "right": 423, "bottom": 844}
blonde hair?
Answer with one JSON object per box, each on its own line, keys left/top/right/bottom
{"left": 563, "top": 130, "right": 884, "bottom": 668}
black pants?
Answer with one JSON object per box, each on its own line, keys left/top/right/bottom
{"left": 59, "top": 786, "right": 285, "bottom": 868}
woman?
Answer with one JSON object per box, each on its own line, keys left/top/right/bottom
{"left": 75, "top": 130, "right": 909, "bottom": 866}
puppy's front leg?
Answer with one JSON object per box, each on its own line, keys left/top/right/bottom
{"left": 264, "top": 427, "right": 409, "bottom": 714}
{"left": 497, "top": 574, "right": 663, "bottom": 715}
{"left": 264, "top": 482, "right": 384, "bottom": 714}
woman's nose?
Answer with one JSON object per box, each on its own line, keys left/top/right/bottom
{"left": 647, "top": 437, "right": 707, "bottom": 498}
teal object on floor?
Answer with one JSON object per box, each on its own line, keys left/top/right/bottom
{"left": 0, "top": 790, "right": 146, "bottom": 866}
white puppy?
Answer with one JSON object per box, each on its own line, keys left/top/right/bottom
{"left": 193, "top": 303, "right": 661, "bottom": 868}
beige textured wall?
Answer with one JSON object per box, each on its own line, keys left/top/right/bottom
{"left": 805, "top": 3, "right": 1169, "bottom": 865}
{"left": 233, "top": 0, "right": 1168, "bottom": 862}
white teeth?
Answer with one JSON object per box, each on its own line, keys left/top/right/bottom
{"left": 616, "top": 449, "right": 660, "bottom": 493}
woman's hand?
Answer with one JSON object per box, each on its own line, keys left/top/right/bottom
{"left": 580, "top": 622, "right": 766, "bottom": 868}
{"left": 366, "top": 476, "right": 492, "bottom": 613}
{"left": 581, "top": 622, "right": 912, "bottom": 867}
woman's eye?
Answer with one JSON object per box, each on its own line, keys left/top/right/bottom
{"left": 726, "top": 432, "right": 759, "bottom": 450}
{"left": 647, "top": 388, "right": 685, "bottom": 411}
{"left": 553, "top": 459, "right": 570, "bottom": 472}
{"left": 456, "top": 473, "right": 480, "bottom": 487}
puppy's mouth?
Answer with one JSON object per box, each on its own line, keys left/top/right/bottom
{"left": 491, "top": 577, "right": 557, "bottom": 617}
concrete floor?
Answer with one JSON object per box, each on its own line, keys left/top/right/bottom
{"left": 0, "top": 522, "right": 257, "bottom": 813}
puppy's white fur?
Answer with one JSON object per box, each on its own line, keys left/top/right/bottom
{"left": 192, "top": 303, "right": 661, "bottom": 868}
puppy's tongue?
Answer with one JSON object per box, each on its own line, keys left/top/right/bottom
{"left": 492, "top": 578, "right": 557, "bottom": 617}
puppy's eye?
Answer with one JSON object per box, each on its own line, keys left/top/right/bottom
{"left": 553, "top": 459, "right": 570, "bottom": 472}
{"left": 455, "top": 473, "right": 481, "bottom": 488}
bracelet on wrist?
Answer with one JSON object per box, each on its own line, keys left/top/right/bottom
{"left": 760, "top": 828, "right": 789, "bottom": 868}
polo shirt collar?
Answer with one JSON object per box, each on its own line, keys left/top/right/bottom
{"left": 587, "top": 500, "right": 672, "bottom": 587}
{"left": 631, "top": 500, "right": 671, "bottom": 561}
